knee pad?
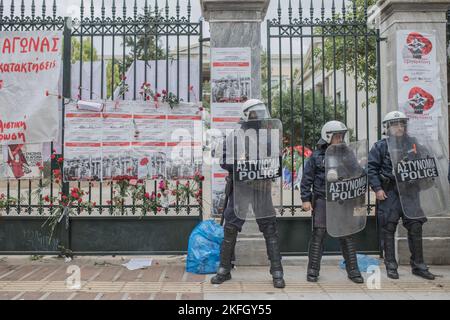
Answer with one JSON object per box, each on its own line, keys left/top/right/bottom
{"left": 407, "top": 222, "right": 422, "bottom": 237}
{"left": 258, "top": 220, "right": 277, "bottom": 236}
{"left": 383, "top": 222, "right": 397, "bottom": 234}
{"left": 312, "top": 228, "right": 327, "bottom": 241}
{"left": 263, "top": 225, "right": 278, "bottom": 239}
{"left": 224, "top": 224, "right": 239, "bottom": 237}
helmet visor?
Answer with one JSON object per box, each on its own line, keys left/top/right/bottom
{"left": 386, "top": 119, "right": 408, "bottom": 137}
{"left": 329, "top": 131, "right": 348, "bottom": 144}
{"left": 386, "top": 119, "right": 408, "bottom": 128}
{"left": 245, "top": 104, "right": 270, "bottom": 120}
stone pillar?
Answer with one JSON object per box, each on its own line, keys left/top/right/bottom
{"left": 201, "top": 0, "right": 271, "bottom": 266}
{"left": 377, "top": 0, "right": 450, "bottom": 264}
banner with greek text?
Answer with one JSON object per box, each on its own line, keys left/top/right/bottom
{"left": 0, "top": 31, "right": 63, "bottom": 145}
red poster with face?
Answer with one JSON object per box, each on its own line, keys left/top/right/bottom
{"left": 7, "top": 144, "right": 27, "bottom": 179}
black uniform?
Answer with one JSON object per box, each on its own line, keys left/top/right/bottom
{"left": 300, "top": 139, "right": 363, "bottom": 283}
{"left": 211, "top": 119, "right": 285, "bottom": 288}
{"left": 368, "top": 136, "right": 432, "bottom": 277}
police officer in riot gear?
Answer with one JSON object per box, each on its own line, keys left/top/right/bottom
{"left": 368, "top": 111, "right": 435, "bottom": 280}
{"left": 301, "top": 121, "right": 364, "bottom": 284}
{"left": 211, "top": 99, "right": 286, "bottom": 289}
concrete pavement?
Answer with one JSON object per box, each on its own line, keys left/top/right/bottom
{"left": 0, "top": 255, "right": 449, "bottom": 300}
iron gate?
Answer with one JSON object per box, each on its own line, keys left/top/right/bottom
{"left": 266, "top": 0, "right": 382, "bottom": 255}
{"left": 0, "top": 0, "right": 204, "bottom": 255}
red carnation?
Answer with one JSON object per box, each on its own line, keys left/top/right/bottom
{"left": 140, "top": 158, "right": 149, "bottom": 166}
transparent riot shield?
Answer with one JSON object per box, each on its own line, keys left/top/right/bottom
{"left": 387, "top": 134, "right": 449, "bottom": 219}
{"left": 326, "top": 140, "right": 368, "bottom": 238}
{"left": 232, "top": 119, "right": 283, "bottom": 220}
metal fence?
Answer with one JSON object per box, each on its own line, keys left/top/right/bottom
{"left": 266, "top": 0, "right": 381, "bottom": 255}
{"left": 0, "top": 0, "right": 204, "bottom": 255}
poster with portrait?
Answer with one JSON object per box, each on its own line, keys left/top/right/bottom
{"left": 0, "top": 143, "right": 46, "bottom": 180}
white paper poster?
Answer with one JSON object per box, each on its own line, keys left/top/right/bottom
{"left": 0, "top": 31, "right": 63, "bottom": 145}
{"left": 210, "top": 47, "right": 251, "bottom": 215}
{"left": 64, "top": 101, "right": 202, "bottom": 181}
{"left": 396, "top": 30, "right": 441, "bottom": 139}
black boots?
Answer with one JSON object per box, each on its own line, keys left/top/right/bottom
{"left": 408, "top": 223, "right": 435, "bottom": 280}
{"left": 212, "top": 223, "right": 285, "bottom": 289}
{"left": 307, "top": 228, "right": 326, "bottom": 282}
{"left": 383, "top": 222, "right": 434, "bottom": 280}
{"left": 211, "top": 225, "right": 238, "bottom": 285}
{"left": 307, "top": 229, "right": 364, "bottom": 284}
{"left": 383, "top": 223, "right": 400, "bottom": 279}
{"left": 262, "top": 223, "right": 285, "bottom": 289}
{"left": 340, "top": 237, "right": 364, "bottom": 284}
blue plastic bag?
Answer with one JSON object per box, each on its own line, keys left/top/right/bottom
{"left": 186, "top": 220, "right": 224, "bottom": 274}
{"left": 339, "top": 254, "right": 380, "bottom": 272}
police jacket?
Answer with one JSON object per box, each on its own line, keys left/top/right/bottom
{"left": 300, "top": 139, "right": 328, "bottom": 202}
{"left": 368, "top": 135, "right": 427, "bottom": 192}
{"left": 219, "top": 119, "right": 274, "bottom": 175}
{"left": 368, "top": 138, "right": 394, "bottom": 192}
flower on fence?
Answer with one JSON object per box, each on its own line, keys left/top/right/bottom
{"left": 0, "top": 193, "right": 16, "bottom": 209}
{"left": 189, "top": 85, "right": 198, "bottom": 103}
{"left": 36, "top": 162, "right": 44, "bottom": 171}
{"left": 117, "top": 74, "right": 129, "bottom": 97}
{"left": 161, "top": 90, "right": 183, "bottom": 109}
{"left": 171, "top": 174, "right": 203, "bottom": 206}
{"left": 45, "top": 90, "right": 62, "bottom": 100}
{"left": 140, "top": 157, "right": 149, "bottom": 166}
{"left": 36, "top": 149, "right": 203, "bottom": 237}
{"left": 41, "top": 186, "right": 92, "bottom": 243}
{"left": 158, "top": 180, "right": 167, "bottom": 192}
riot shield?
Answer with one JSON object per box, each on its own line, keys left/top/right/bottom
{"left": 387, "top": 134, "right": 449, "bottom": 219}
{"left": 232, "top": 119, "right": 283, "bottom": 220}
{"left": 326, "top": 140, "right": 368, "bottom": 238}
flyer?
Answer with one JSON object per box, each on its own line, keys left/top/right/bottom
{"left": 396, "top": 30, "right": 442, "bottom": 140}
{"left": 64, "top": 100, "right": 202, "bottom": 181}
{"left": 210, "top": 47, "right": 251, "bottom": 214}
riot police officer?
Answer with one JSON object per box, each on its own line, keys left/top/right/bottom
{"left": 301, "top": 121, "right": 365, "bottom": 284}
{"left": 368, "top": 111, "right": 435, "bottom": 280}
{"left": 211, "top": 99, "right": 286, "bottom": 289}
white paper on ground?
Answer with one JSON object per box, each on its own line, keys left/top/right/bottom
{"left": 121, "top": 258, "right": 153, "bottom": 270}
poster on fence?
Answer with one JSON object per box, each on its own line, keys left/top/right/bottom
{"left": 0, "top": 144, "right": 45, "bottom": 180}
{"left": 0, "top": 31, "right": 63, "bottom": 145}
{"left": 64, "top": 101, "right": 202, "bottom": 182}
{"left": 210, "top": 47, "right": 251, "bottom": 215}
{"left": 396, "top": 30, "right": 441, "bottom": 140}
